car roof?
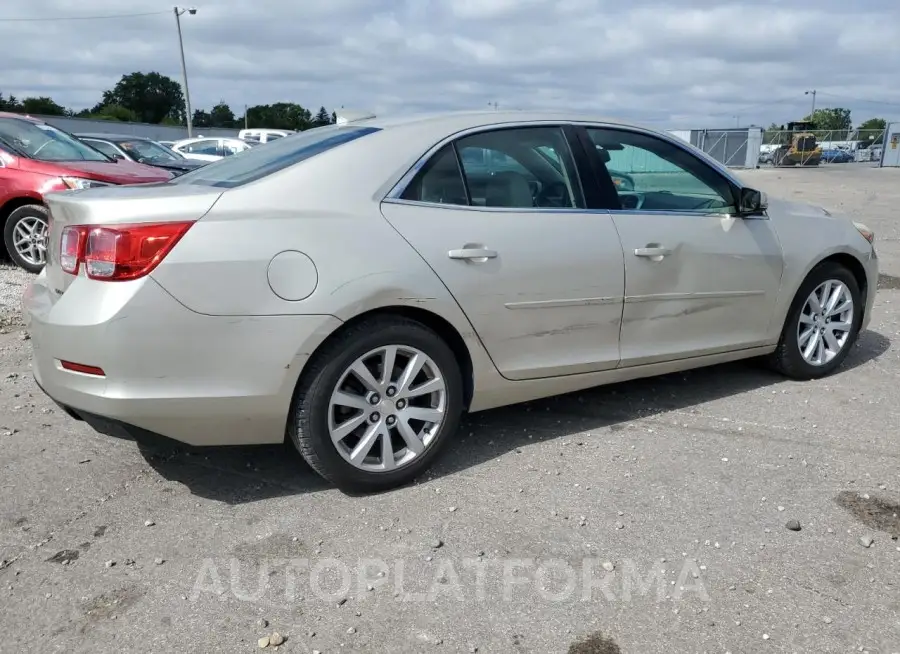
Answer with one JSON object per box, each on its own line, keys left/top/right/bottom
{"left": 174, "top": 136, "right": 231, "bottom": 142}
{"left": 0, "top": 112, "right": 44, "bottom": 123}
{"left": 354, "top": 110, "right": 645, "bottom": 132}
{"left": 76, "top": 133, "right": 152, "bottom": 141}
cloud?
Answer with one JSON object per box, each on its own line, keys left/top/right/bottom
{"left": 1, "top": 0, "right": 899, "bottom": 127}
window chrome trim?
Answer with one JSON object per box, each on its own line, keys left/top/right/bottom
{"left": 610, "top": 209, "right": 736, "bottom": 218}
{"left": 381, "top": 197, "right": 606, "bottom": 215}
{"left": 381, "top": 198, "right": 769, "bottom": 221}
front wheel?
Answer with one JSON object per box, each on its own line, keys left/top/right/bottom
{"left": 289, "top": 316, "right": 464, "bottom": 492}
{"left": 3, "top": 204, "right": 49, "bottom": 273}
{"left": 767, "top": 262, "right": 862, "bottom": 379}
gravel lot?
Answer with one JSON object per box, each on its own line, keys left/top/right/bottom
{"left": 1, "top": 166, "right": 899, "bottom": 653}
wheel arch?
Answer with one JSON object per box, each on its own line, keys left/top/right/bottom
{"left": 799, "top": 251, "right": 870, "bottom": 324}
{"left": 1, "top": 195, "right": 44, "bottom": 226}
{"left": 293, "top": 305, "right": 476, "bottom": 415}
{"left": 817, "top": 252, "right": 868, "bottom": 308}
{"left": 1, "top": 196, "right": 46, "bottom": 262}
{"left": 769, "top": 248, "right": 872, "bottom": 343}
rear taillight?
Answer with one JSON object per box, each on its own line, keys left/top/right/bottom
{"left": 59, "top": 222, "right": 194, "bottom": 281}
{"left": 59, "top": 225, "right": 84, "bottom": 274}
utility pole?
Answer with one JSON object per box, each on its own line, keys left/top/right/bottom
{"left": 244, "top": 104, "right": 248, "bottom": 130}
{"left": 174, "top": 7, "right": 197, "bottom": 138}
{"left": 805, "top": 89, "right": 816, "bottom": 117}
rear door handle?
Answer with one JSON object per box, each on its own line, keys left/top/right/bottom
{"left": 634, "top": 247, "right": 672, "bottom": 258}
{"left": 448, "top": 248, "right": 498, "bottom": 262}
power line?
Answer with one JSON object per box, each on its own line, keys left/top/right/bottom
{"left": 703, "top": 95, "right": 800, "bottom": 119}
{"left": 0, "top": 10, "right": 168, "bottom": 22}
{"left": 815, "top": 91, "right": 900, "bottom": 108}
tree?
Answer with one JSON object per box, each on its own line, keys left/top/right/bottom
{"left": 98, "top": 72, "right": 185, "bottom": 124}
{"left": 209, "top": 101, "right": 236, "bottom": 128}
{"left": 19, "top": 96, "right": 67, "bottom": 116}
{"left": 762, "top": 122, "right": 782, "bottom": 144}
{"left": 192, "top": 109, "right": 211, "bottom": 128}
{"left": 856, "top": 118, "right": 887, "bottom": 146}
{"left": 90, "top": 104, "right": 140, "bottom": 122}
{"left": 312, "top": 106, "right": 332, "bottom": 127}
{"left": 0, "top": 92, "right": 21, "bottom": 111}
{"left": 805, "top": 107, "right": 852, "bottom": 134}
{"left": 245, "top": 102, "right": 312, "bottom": 130}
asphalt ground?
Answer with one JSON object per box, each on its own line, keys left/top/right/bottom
{"left": 1, "top": 164, "right": 899, "bottom": 653}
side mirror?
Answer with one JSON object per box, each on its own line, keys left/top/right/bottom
{"left": 112, "top": 153, "right": 125, "bottom": 161}
{"left": 739, "top": 187, "right": 768, "bottom": 215}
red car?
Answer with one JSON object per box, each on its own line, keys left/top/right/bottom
{"left": 0, "top": 112, "right": 173, "bottom": 272}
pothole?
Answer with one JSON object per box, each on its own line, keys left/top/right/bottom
{"left": 835, "top": 491, "right": 900, "bottom": 538}
{"left": 568, "top": 632, "right": 622, "bottom": 654}
{"left": 878, "top": 273, "right": 900, "bottom": 290}
{"left": 46, "top": 549, "right": 80, "bottom": 564}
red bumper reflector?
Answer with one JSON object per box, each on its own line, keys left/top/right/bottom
{"left": 60, "top": 361, "right": 106, "bottom": 377}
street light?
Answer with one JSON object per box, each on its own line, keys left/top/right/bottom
{"left": 173, "top": 6, "right": 197, "bottom": 138}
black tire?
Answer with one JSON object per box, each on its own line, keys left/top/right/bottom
{"left": 767, "top": 261, "right": 862, "bottom": 380}
{"left": 289, "top": 316, "right": 464, "bottom": 493}
{"left": 3, "top": 204, "right": 48, "bottom": 274}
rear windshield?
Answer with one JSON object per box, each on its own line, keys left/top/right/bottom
{"left": 170, "top": 125, "right": 380, "bottom": 188}
{"left": 0, "top": 118, "right": 110, "bottom": 162}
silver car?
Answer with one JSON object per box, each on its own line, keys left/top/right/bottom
{"left": 24, "top": 111, "right": 878, "bottom": 492}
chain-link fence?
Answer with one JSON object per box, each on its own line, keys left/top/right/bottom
{"left": 668, "top": 128, "right": 762, "bottom": 168}
{"left": 759, "top": 129, "right": 886, "bottom": 166}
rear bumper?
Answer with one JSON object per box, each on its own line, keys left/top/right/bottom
{"left": 24, "top": 273, "right": 341, "bottom": 446}
{"left": 34, "top": 376, "right": 186, "bottom": 449}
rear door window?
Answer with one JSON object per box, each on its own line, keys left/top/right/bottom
{"left": 83, "top": 139, "right": 123, "bottom": 159}
{"left": 181, "top": 139, "right": 221, "bottom": 155}
{"left": 403, "top": 126, "right": 583, "bottom": 209}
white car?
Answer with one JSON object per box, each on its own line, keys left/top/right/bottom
{"left": 238, "top": 129, "right": 294, "bottom": 144}
{"left": 170, "top": 136, "right": 254, "bottom": 162}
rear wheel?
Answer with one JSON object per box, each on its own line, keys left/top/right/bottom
{"left": 767, "top": 262, "right": 862, "bottom": 379}
{"left": 289, "top": 316, "right": 464, "bottom": 492}
{"left": 3, "top": 204, "right": 48, "bottom": 273}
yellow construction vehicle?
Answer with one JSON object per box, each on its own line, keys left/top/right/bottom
{"left": 771, "top": 120, "right": 822, "bottom": 166}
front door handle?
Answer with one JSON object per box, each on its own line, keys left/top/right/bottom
{"left": 448, "top": 248, "right": 498, "bottom": 262}
{"left": 634, "top": 246, "right": 672, "bottom": 259}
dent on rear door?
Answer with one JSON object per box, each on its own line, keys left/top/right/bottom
{"left": 381, "top": 200, "right": 626, "bottom": 380}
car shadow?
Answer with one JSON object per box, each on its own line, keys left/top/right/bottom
{"left": 139, "top": 329, "right": 891, "bottom": 503}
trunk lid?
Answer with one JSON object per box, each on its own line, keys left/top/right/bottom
{"left": 18, "top": 157, "right": 173, "bottom": 184}
{"left": 43, "top": 183, "right": 224, "bottom": 295}
{"left": 55, "top": 159, "right": 173, "bottom": 184}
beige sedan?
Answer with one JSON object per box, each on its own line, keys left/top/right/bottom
{"left": 25, "top": 111, "right": 878, "bottom": 492}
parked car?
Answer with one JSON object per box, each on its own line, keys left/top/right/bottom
{"left": 170, "top": 136, "right": 255, "bottom": 162}
{"left": 0, "top": 112, "right": 173, "bottom": 273}
{"left": 25, "top": 111, "right": 878, "bottom": 492}
{"left": 820, "top": 148, "right": 854, "bottom": 164}
{"left": 76, "top": 133, "right": 209, "bottom": 176}
{"left": 239, "top": 128, "right": 294, "bottom": 143}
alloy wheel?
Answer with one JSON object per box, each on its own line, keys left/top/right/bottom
{"left": 327, "top": 345, "right": 447, "bottom": 472}
{"left": 12, "top": 215, "right": 48, "bottom": 267}
{"left": 796, "top": 279, "right": 854, "bottom": 366}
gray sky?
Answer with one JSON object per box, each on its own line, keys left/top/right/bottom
{"left": 2, "top": 0, "right": 899, "bottom": 128}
